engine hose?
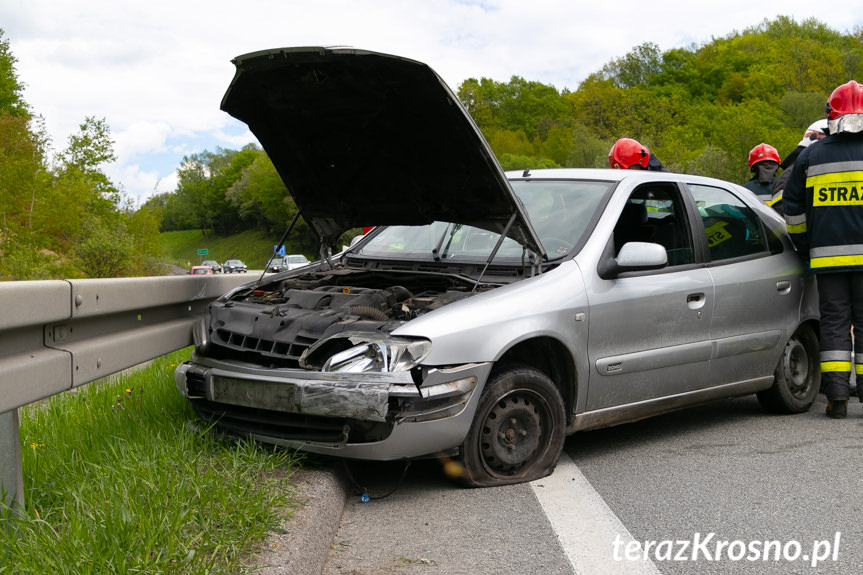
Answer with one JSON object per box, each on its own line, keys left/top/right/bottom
{"left": 345, "top": 305, "right": 389, "bottom": 320}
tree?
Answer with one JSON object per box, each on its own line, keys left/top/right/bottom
{"left": 598, "top": 42, "right": 663, "bottom": 89}
{"left": 226, "top": 150, "right": 295, "bottom": 234}
{"left": 0, "top": 29, "right": 28, "bottom": 117}
{"left": 73, "top": 214, "right": 135, "bottom": 278}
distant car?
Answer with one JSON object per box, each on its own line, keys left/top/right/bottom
{"left": 201, "top": 260, "right": 222, "bottom": 273}
{"left": 223, "top": 259, "right": 248, "bottom": 273}
{"left": 175, "top": 47, "right": 819, "bottom": 488}
{"left": 189, "top": 265, "right": 213, "bottom": 275}
{"left": 267, "top": 254, "right": 310, "bottom": 273}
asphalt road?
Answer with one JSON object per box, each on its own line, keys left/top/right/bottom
{"left": 319, "top": 392, "right": 863, "bottom": 575}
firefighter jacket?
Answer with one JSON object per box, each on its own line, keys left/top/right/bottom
{"left": 783, "top": 132, "right": 863, "bottom": 273}
{"left": 743, "top": 176, "right": 778, "bottom": 207}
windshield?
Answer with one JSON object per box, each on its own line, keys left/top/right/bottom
{"left": 356, "top": 179, "right": 612, "bottom": 262}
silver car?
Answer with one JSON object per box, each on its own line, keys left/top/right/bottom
{"left": 175, "top": 47, "right": 819, "bottom": 487}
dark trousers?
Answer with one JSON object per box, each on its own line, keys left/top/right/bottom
{"left": 817, "top": 272, "right": 863, "bottom": 401}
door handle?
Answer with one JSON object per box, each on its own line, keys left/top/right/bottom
{"left": 776, "top": 280, "right": 791, "bottom": 294}
{"left": 686, "top": 292, "right": 706, "bottom": 309}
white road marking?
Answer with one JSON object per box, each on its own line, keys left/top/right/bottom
{"left": 530, "top": 452, "right": 662, "bottom": 575}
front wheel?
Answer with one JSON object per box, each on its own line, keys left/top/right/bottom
{"left": 457, "top": 365, "right": 566, "bottom": 487}
{"left": 757, "top": 324, "right": 820, "bottom": 413}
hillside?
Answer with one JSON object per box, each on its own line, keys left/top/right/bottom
{"left": 159, "top": 229, "right": 314, "bottom": 270}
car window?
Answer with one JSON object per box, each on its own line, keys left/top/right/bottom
{"left": 357, "top": 179, "right": 613, "bottom": 262}
{"left": 688, "top": 184, "right": 767, "bottom": 262}
{"left": 512, "top": 179, "right": 612, "bottom": 258}
{"left": 613, "top": 183, "right": 694, "bottom": 266}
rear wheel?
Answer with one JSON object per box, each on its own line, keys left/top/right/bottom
{"left": 757, "top": 324, "right": 820, "bottom": 413}
{"left": 458, "top": 365, "right": 565, "bottom": 487}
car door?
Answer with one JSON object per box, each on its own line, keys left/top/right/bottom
{"left": 585, "top": 182, "right": 716, "bottom": 411}
{"left": 687, "top": 182, "right": 800, "bottom": 386}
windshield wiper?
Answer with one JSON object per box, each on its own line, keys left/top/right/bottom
{"left": 432, "top": 223, "right": 460, "bottom": 261}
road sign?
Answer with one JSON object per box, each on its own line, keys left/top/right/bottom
{"left": 274, "top": 245, "right": 286, "bottom": 257}
{"left": 197, "top": 249, "right": 208, "bottom": 255}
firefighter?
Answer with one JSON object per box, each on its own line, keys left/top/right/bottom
{"left": 608, "top": 138, "right": 667, "bottom": 171}
{"left": 783, "top": 80, "right": 863, "bottom": 418}
{"left": 743, "top": 143, "right": 781, "bottom": 209}
{"left": 771, "top": 120, "right": 828, "bottom": 215}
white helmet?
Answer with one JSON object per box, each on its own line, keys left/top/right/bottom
{"left": 798, "top": 119, "right": 828, "bottom": 147}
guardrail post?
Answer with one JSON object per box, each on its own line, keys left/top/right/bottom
{"left": 0, "top": 408, "right": 24, "bottom": 510}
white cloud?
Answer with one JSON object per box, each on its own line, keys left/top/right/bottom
{"left": 2, "top": 0, "right": 861, "bottom": 204}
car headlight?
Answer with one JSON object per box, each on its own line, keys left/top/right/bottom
{"left": 309, "top": 335, "right": 431, "bottom": 373}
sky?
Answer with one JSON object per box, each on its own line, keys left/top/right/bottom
{"left": 2, "top": 1, "right": 861, "bottom": 206}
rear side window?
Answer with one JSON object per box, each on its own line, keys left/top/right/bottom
{"left": 688, "top": 184, "right": 766, "bottom": 261}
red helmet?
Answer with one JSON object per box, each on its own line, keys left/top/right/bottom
{"left": 609, "top": 138, "right": 649, "bottom": 169}
{"left": 826, "top": 80, "right": 863, "bottom": 134}
{"left": 826, "top": 80, "right": 863, "bottom": 120}
{"left": 747, "top": 143, "right": 780, "bottom": 168}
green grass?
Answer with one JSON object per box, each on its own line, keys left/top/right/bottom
{"left": 160, "top": 229, "right": 303, "bottom": 270}
{"left": 159, "top": 227, "right": 362, "bottom": 272}
{"left": 0, "top": 350, "right": 305, "bottom": 575}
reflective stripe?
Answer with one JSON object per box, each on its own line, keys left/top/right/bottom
{"left": 821, "top": 350, "right": 852, "bottom": 362}
{"left": 786, "top": 223, "right": 807, "bottom": 234}
{"left": 857, "top": 364, "right": 863, "bottom": 375}
{"left": 856, "top": 353, "right": 863, "bottom": 364}
{"left": 784, "top": 213, "right": 806, "bottom": 225}
{"left": 810, "top": 245, "right": 863, "bottom": 258}
{"left": 807, "top": 161, "right": 863, "bottom": 176}
{"left": 808, "top": 171, "right": 863, "bottom": 206}
{"left": 766, "top": 191, "right": 782, "bottom": 206}
{"left": 811, "top": 255, "right": 863, "bottom": 269}
{"left": 810, "top": 246, "right": 863, "bottom": 269}
{"left": 821, "top": 361, "right": 852, "bottom": 372}
{"left": 808, "top": 170, "right": 863, "bottom": 186}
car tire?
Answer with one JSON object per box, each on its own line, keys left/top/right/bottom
{"left": 457, "top": 364, "right": 565, "bottom": 487}
{"left": 757, "top": 324, "right": 820, "bottom": 414}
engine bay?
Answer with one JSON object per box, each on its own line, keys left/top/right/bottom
{"left": 205, "top": 268, "right": 487, "bottom": 368}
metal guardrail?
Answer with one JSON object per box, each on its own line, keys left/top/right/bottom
{"left": 0, "top": 274, "right": 253, "bottom": 509}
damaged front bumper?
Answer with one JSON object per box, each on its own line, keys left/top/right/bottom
{"left": 174, "top": 355, "right": 492, "bottom": 460}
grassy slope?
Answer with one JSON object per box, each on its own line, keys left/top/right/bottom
{"left": 2, "top": 350, "right": 304, "bottom": 575}
{"left": 159, "top": 230, "right": 312, "bottom": 270}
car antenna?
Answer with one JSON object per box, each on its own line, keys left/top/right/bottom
{"left": 260, "top": 209, "right": 303, "bottom": 282}
{"left": 471, "top": 212, "right": 517, "bottom": 294}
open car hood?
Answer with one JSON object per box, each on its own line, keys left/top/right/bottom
{"left": 220, "top": 46, "right": 545, "bottom": 257}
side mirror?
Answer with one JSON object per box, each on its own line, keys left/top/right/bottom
{"left": 598, "top": 241, "right": 668, "bottom": 279}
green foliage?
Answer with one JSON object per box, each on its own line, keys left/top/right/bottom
{"left": 159, "top": 228, "right": 309, "bottom": 270}
{"left": 225, "top": 150, "right": 299, "bottom": 234}
{"left": 0, "top": 29, "right": 28, "bottom": 117}
{"left": 167, "top": 146, "right": 261, "bottom": 237}
{"left": 459, "top": 75, "right": 572, "bottom": 139}
{"left": 777, "top": 91, "right": 829, "bottom": 132}
{"left": 459, "top": 16, "right": 857, "bottom": 188}
{"left": 144, "top": 16, "right": 861, "bottom": 260}
{"left": 72, "top": 215, "right": 135, "bottom": 278}
{"left": 598, "top": 42, "right": 663, "bottom": 89}
{"left": 9, "top": 18, "right": 861, "bottom": 280}
{"left": 0, "top": 32, "right": 163, "bottom": 280}
{"left": 497, "top": 153, "right": 559, "bottom": 172}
